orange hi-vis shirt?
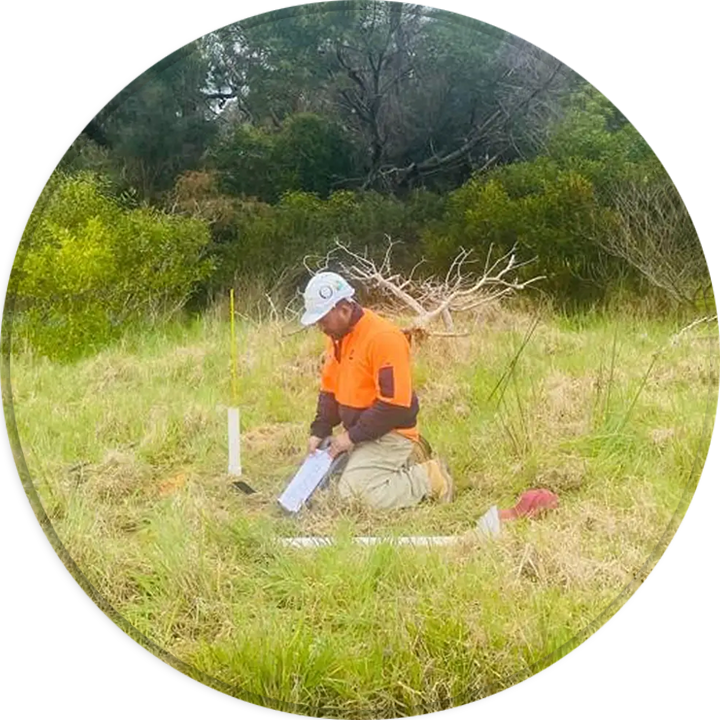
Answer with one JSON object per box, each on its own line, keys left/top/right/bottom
{"left": 312, "top": 306, "right": 420, "bottom": 444}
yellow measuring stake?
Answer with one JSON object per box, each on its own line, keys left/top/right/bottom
{"left": 228, "top": 288, "right": 242, "bottom": 476}
{"left": 230, "top": 287, "right": 239, "bottom": 405}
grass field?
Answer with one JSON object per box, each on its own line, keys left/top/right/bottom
{"left": 6, "top": 302, "right": 718, "bottom": 717}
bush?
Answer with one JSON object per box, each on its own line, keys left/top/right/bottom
{"left": 210, "top": 113, "right": 358, "bottom": 202}
{"left": 546, "top": 87, "right": 666, "bottom": 200}
{"left": 421, "top": 161, "right": 617, "bottom": 301}
{"left": 197, "top": 186, "right": 445, "bottom": 296}
{"left": 11, "top": 173, "right": 213, "bottom": 360}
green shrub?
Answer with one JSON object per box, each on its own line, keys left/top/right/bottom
{"left": 204, "top": 187, "right": 445, "bottom": 295}
{"left": 421, "top": 161, "right": 618, "bottom": 301}
{"left": 11, "top": 172, "right": 213, "bottom": 360}
{"left": 210, "top": 113, "right": 357, "bottom": 202}
{"left": 546, "top": 87, "right": 666, "bottom": 201}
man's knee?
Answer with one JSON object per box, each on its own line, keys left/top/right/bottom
{"left": 337, "top": 465, "right": 428, "bottom": 510}
{"left": 337, "top": 466, "right": 385, "bottom": 506}
{"left": 338, "top": 466, "right": 373, "bottom": 501}
{"left": 338, "top": 474, "right": 393, "bottom": 510}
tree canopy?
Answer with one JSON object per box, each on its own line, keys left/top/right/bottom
{"left": 63, "top": 1, "right": 580, "bottom": 199}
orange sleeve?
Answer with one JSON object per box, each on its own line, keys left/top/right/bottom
{"left": 368, "top": 330, "right": 413, "bottom": 407}
{"left": 320, "top": 338, "right": 339, "bottom": 394}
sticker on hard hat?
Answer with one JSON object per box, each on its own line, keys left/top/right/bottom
{"left": 319, "top": 285, "right": 333, "bottom": 299}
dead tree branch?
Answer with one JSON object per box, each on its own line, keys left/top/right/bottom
{"left": 599, "top": 180, "right": 710, "bottom": 305}
{"left": 311, "top": 238, "right": 544, "bottom": 337}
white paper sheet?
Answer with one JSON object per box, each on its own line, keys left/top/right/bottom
{"left": 277, "top": 449, "right": 334, "bottom": 513}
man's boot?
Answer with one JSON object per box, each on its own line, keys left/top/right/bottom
{"left": 408, "top": 435, "right": 433, "bottom": 465}
{"left": 421, "top": 458, "right": 454, "bottom": 503}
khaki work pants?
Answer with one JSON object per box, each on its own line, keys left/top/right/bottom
{"left": 337, "top": 432, "right": 431, "bottom": 510}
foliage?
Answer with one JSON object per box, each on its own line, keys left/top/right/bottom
{"left": 58, "top": 134, "right": 131, "bottom": 194}
{"left": 11, "top": 173, "right": 213, "bottom": 360}
{"left": 167, "top": 170, "right": 239, "bottom": 234}
{"left": 210, "top": 113, "right": 357, "bottom": 202}
{"left": 422, "top": 160, "right": 615, "bottom": 301}
{"left": 200, "top": 1, "right": 577, "bottom": 191}
{"left": 208, "top": 187, "right": 445, "bottom": 294}
{"left": 13, "top": 22, "right": 705, "bottom": 348}
{"left": 420, "top": 89, "right": 704, "bottom": 304}
{"left": 599, "top": 179, "right": 711, "bottom": 306}
{"left": 546, "top": 87, "right": 665, "bottom": 196}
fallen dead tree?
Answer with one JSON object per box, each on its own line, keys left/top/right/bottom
{"left": 307, "top": 238, "right": 544, "bottom": 339}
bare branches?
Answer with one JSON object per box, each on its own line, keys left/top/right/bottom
{"left": 599, "top": 180, "right": 711, "bottom": 305}
{"left": 311, "top": 238, "right": 543, "bottom": 336}
{"left": 387, "top": 56, "right": 568, "bottom": 189}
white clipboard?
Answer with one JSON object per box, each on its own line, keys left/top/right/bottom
{"left": 277, "top": 448, "right": 334, "bottom": 514}
{"left": 278, "top": 435, "right": 351, "bottom": 514}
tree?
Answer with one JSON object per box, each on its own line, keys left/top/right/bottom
{"left": 12, "top": 173, "right": 213, "bottom": 360}
{"left": 209, "top": 113, "right": 357, "bottom": 201}
{"left": 421, "top": 159, "right": 613, "bottom": 301}
{"left": 202, "top": 2, "right": 578, "bottom": 193}
{"left": 599, "top": 180, "right": 710, "bottom": 306}
{"left": 65, "top": 44, "right": 218, "bottom": 200}
{"left": 546, "top": 86, "right": 662, "bottom": 195}
{"left": 489, "top": 36, "right": 578, "bottom": 160}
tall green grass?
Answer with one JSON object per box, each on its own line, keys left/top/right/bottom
{"left": 7, "top": 305, "right": 718, "bottom": 717}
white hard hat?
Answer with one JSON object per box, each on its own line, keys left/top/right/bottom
{"left": 301, "top": 272, "right": 355, "bottom": 326}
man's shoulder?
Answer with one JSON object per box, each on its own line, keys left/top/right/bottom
{"left": 360, "top": 308, "right": 402, "bottom": 334}
{"left": 359, "top": 309, "right": 407, "bottom": 347}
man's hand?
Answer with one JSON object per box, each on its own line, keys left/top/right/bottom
{"left": 307, "top": 435, "right": 324, "bottom": 456}
{"left": 329, "top": 431, "right": 354, "bottom": 458}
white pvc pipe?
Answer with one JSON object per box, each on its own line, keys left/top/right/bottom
{"left": 278, "top": 507, "right": 502, "bottom": 549}
{"left": 227, "top": 407, "right": 241, "bottom": 476}
{"left": 279, "top": 535, "right": 470, "bottom": 549}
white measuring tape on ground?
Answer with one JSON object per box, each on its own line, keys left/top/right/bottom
{"left": 279, "top": 506, "right": 502, "bottom": 547}
{"left": 280, "top": 535, "right": 469, "bottom": 548}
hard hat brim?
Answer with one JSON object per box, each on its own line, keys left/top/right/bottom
{"left": 300, "top": 306, "right": 332, "bottom": 326}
